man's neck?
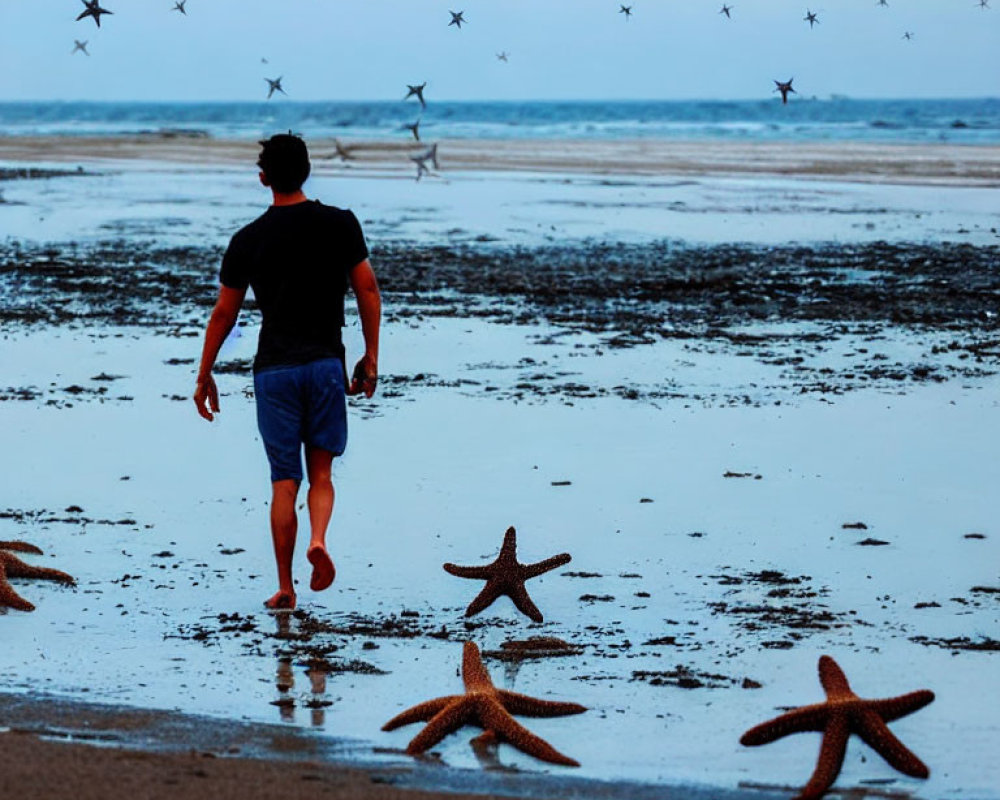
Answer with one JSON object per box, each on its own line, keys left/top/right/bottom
{"left": 271, "top": 190, "right": 308, "bottom": 207}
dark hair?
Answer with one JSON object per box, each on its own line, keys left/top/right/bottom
{"left": 257, "top": 132, "right": 311, "bottom": 193}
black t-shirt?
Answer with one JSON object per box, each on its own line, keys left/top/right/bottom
{"left": 220, "top": 200, "right": 369, "bottom": 372}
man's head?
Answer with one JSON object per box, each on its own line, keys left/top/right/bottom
{"left": 257, "top": 133, "right": 311, "bottom": 194}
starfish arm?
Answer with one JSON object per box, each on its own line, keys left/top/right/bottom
{"left": 0, "top": 541, "right": 43, "bottom": 555}
{"left": 497, "top": 689, "right": 586, "bottom": 718}
{"left": 0, "top": 567, "right": 35, "bottom": 612}
{"left": 404, "top": 701, "right": 474, "bottom": 754}
{"left": 796, "top": 715, "right": 850, "bottom": 800}
{"left": 498, "top": 526, "right": 519, "bottom": 560}
{"left": 523, "top": 552, "right": 572, "bottom": 579}
{"left": 464, "top": 581, "right": 503, "bottom": 617}
{"left": 818, "top": 655, "right": 851, "bottom": 695}
{"left": 856, "top": 709, "right": 931, "bottom": 778}
{"left": 382, "top": 696, "right": 458, "bottom": 731}
{"left": 480, "top": 701, "right": 580, "bottom": 766}
{"left": 870, "top": 689, "right": 935, "bottom": 723}
{"left": 442, "top": 562, "right": 493, "bottom": 579}
{"left": 740, "top": 703, "right": 830, "bottom": 745}
{"left": 461, "top": 641, "right": 496, "bottom": 691}
{"left": 508, "top": 583, "right": 544, "bottom": 623}
{"left": 1, "top": 553, "right": 75, "bottom": 585}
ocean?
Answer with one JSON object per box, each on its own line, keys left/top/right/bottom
{"left": 1, "top": 98, "right": 998, "bottom": 144}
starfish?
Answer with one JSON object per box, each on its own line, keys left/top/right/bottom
{"left": 382, "top": 641, "right": 586, "bottom": 766}
{"left": 902, "top": 30, "right": 914, "bottom": 39}
{"left": 720, "top": 4, "right": 733, "bottom": 18}
{"left": 741, "top": 655, "right": 934, "bottom": 800}
{"left": 443, "top": 526, "right": 571, "bottom": 622}
{"left": 448, "top": 10, "right": 465, "bottom": 28}
{"left": 72, "top": 39, "right": 90, "bottom": 56}
{"left": 265, "top": 76, "right": 286, "bottom": 99}
{"left": 402, "top": 117, "right": 421, "bottom": 141}
{"left": 620, "top": 4, "right": 633, "bottom": 20}
{"left": 0, "top": 541, "right": 76, "bottom": 612}
{"left": 774, "top": 78, "right": 796, "bottom": 104}
{"left": 496, "top": 51, "right": 509, "bottom": 62}
{"left": 977, "top": 0, "right": 989, "bottom": 8}
{"left": 804, "top": 10, "right": 819, "bottom": 27}
{"left": 173, "top": 0, "right": 187, "bottom": 14}
{"left": 410, "top": 142, "right": 439, "bottom": 181}
{"left": 332, "top": 138, "right": 353, "bottom": 161}
{"left": 404, "top": 82, "right": 427, "bottom": 109}
{"left": 76, "top": 0, "right": 113, "bottom": 28}
{"left": 876, "top": 0, "right": 888, "bottom": 5}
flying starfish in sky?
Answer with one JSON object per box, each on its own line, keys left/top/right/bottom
{"left": 264, "top": 76, "right": 286, "bottom": 99}
{"left": 877, "top": 0, "right": 888, "bottom": 5}
{"left": 977, "top": 0, "right": 989, "bottom": 9}
{"left": 774, "top": 78, "right": 796, "bottom": 104}
{"left": 173, "top": 0, "right": 187, "bottom": 14}
{"left": 402, "top": 117, "right": 421, "bottom": 142}
{"left": 720, "top": 4, "right": 733, "bottom": 18}
{"left": 411, "top": 143, "right": 439, "bottom": 181}
{"left": 619, "top": 5, "right": 633, "bottom": 20}
{"left": 76, "top": 0, "right": 113, "bottom": 28}
{"left": 902, "top": 30, "right": 914, "bottom": 39}
{"left": 496, "top": 51, "right": 509, "bottom": 62}
{"left": 72, "top": 40, "right": 90, "bottom": 56}
{"left": 448, "top": 10, "right": 465, "bottom": 28}
{"left": 804, "top": 9, "right": 819, "bottom": 27}
{"left": 405, "top": 82, "right": 427, "bottom": 109}
{"left": 741, "top": 655, "right": 934, "bottom": 800}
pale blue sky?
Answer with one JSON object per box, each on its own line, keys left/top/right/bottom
{"left": 1, "top": 0, "right": 997, "bottom": 101}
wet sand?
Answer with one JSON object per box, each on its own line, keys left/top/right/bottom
{"left": 2, "top": 134, "right": 1000, "bottom": 185}
{"left": 1, "top": 152, "right": 998, "bottom": 799}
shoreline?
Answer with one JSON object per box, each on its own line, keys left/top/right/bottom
{"left": 1, "top": 135, "right": 999, "bottom": 186}
{"left": 0, "top": 691, "right": 777, "bottom": 800}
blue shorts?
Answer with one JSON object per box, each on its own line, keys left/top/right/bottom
{"left": 253, "top": 358, "right": 347, "bottom": 483}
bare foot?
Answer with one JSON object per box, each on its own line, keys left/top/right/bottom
{"left": 264, "top": 590, "right": 296, "bottom": 610}
{"left": 307, "top": 545, "right": 336, "bottom": 592}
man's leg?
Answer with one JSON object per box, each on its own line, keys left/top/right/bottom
{"left": 305, "top": 445, "right": 336, "bottom": 592}
{"left": 265, "top": 478, "right": 299, "bottom": 609}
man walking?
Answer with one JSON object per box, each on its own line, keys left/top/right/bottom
{"left": 194, "top": 133, "right": 381, "bottom": 610}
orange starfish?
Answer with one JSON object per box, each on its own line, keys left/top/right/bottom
{"left": 382, "top": 641, "right": 586, "bottom": 766}
{"left": 741, "top": 655, "right": 934, "bottom": 800}
{"left": 0, "top": 541, "right": 76, "bottom": 612}
{"left": 443, "top": 526, "right": 571, "bottom": 622}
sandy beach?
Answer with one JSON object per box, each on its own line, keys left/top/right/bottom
{"left": 1, "top": 136, "right": 998, "bottom": 800}
{"left": 2, "top": 134, "right": 1000, "bottom": 185}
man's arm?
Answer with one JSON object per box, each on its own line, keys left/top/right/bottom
{"left": 347, "top": 258, "right": 381, "bottom": 398}
{"left": 193, "top": 285, "right": 246, "bottom": 421}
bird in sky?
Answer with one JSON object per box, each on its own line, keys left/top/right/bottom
{"left": 720, "top": 5, "right": 733, "bottom": 18}
{"left": 496, "top": 51, "right": 509, "bottom": 62}
{"left": 774, "top": 78, "right": 796, "bottom": 104}
{"left": 804, "top": 10, "right": 819, "bottom": 27}
{"left": 902, "top": 30, "right": 914, "bottom": 39}
{"left": 264, "top": 76, "right": 286, "bottom": 99}
{"left": 405, "top": 82, "right": 427, "bottom": 109}
{"left": 449, "top": 10, "right": 465, "bottom": 28}
{"left": 411, "top": 143, "right": 439, "bottom": 181}
{"left": 173, "top": 0, "right": 187, "bottom": 14}
{"left": 76, "top": 0, "right": 113, "bottom": 28}
{"left": 71, "top": 40, "right": 89, "bottom": 56}
{"left": 403, "top": 118, "right": 421, "bottom": 142}
{"left": 620, "top": 5, "right": 633, "bottom": 20}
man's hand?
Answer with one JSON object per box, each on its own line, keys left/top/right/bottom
{"left": 348, "top": 354, "right": 378, "bottom": 398}
{"left": 193, "top": 373, "right": 220, "bottom": 421}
